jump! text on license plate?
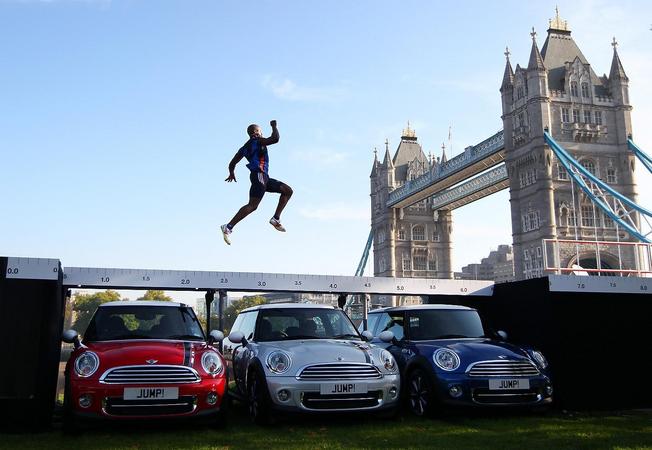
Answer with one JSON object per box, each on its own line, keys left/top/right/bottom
{"left": 123, "top": 387, "right": 179, "bottom": 400}
{"left": 320, "top": 383, "right": 368, "bottom": 395}
{"left": 489, "top": 379, "right": 530, "bottom": 390}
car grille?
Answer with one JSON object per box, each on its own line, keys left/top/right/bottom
{"left": 472, "top": 388, "right": 542, "bottom": 405}
{"left": 297, "top": 363, "right": 381, "bottom": 380}
{"left": 301, "top": 391, "right": 382, "bottom": 410}
{"left": 100, "top": 365, "right": 200, "bottom": 384}
{"left": 103, "top": 395, "right": 196, "bottom": 416}
{"left": 467, "top": 360, "right": 539, "bottom": 377}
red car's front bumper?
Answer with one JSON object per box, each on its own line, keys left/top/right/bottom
{"left": 68, "top": 377, "right": 227, "bottom": 420}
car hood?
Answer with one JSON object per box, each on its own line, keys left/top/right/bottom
{"left": 266, "top": 339, "right": 376, "bottom": 365}
{"left": 416, "top": 338, "right": 531, "bottom": 362}
{"left": 82, "top": 340, "right": 210, "bottom": 368}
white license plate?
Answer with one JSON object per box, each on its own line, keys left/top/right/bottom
{"left": 489, "top": 379, "right": 530, "bottom": 390}
{"left": 320, "top": 383, "right": 368, "bottom": 395}
{"left": 123, "top": 387, "right": 179, "bottom": 400}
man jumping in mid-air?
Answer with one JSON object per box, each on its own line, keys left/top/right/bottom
{"left": 220, "top": 119, "right": 293, "bottom": 245}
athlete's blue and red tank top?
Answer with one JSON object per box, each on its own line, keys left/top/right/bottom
{"left": 238, "top": 138, "right": 269, "bottom": 174}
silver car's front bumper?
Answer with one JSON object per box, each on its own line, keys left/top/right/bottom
{"left": 265, "top": 374, "right": 400, "bottom": 412}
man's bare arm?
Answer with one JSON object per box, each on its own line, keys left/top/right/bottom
{"left": 225, "top": 152, "right": 244, "bottom": 182}
{"left": 258, "top": 119, "right": 279, "bottom": 146}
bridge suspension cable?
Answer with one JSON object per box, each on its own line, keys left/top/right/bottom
{"left": 544, "top": 131, "right": 652, "bottom": 243}
{"left": 627, "top": 138, "right": 652, "bottom": 175}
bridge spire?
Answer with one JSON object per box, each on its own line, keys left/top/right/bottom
{"left": 548, "top": 6, "right": 570, "bottom": 33}
{"left": 501, "top": 46, "right": 514, "bottom": 91}
{"left": 527, "top": 28, "right": 546, "bottom": 71}
{"left": 383, "top": 139, "right": 393, "bottom": 168}
{"left": 609, "top": 36, "right": 628, "bottom": 81}
{"left": 440, "top": 142, "right": 447, "bottom": 164}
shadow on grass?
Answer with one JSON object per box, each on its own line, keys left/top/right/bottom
{"left": 1, "top": 400, "right": 651, "bottom": 450}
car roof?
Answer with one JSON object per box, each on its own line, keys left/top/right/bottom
{"left": 99, "top": 300, "right": 188, "bottom": 308}
{"left": 240, "top": 302, "right": 337, "bottom": 313}
{"left": 368, "top": 304, "right": 475, "bottom": 313}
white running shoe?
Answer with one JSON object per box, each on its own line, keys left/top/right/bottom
{"left": 269, "top": 217, "right": 286, "bottom": 232}
{"left": 220, "top": 224, "right": 232, "bottom": 245}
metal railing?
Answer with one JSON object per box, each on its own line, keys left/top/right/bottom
{"left": 542, "top": 238, "right": 652, "bottom": 277}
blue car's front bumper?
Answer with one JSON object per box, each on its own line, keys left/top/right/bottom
{"left": 432, "top": 372, "right": 553, "bottom": 407}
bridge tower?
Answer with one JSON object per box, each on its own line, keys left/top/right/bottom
{"left": 370, "top": 125, "right": 453, "bottom": 305}
{"left": 501, "top": 9, "right": 639, "bottom": 279}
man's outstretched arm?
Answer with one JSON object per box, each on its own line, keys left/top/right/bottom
{"left": 225, "top": 152, "right": 244, "bottom": 182}
{"left": 258, "top": 120, "right": 279, "bottom": 146}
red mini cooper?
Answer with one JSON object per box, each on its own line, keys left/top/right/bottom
{"left": 62, "top": 301, "right": 227, "bottom": 431}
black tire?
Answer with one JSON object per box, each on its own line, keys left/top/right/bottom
{"left": 407, "top": 369, "right": 435, "bottom": 417}
{"left": 213, "top": 393, "right": 230, "bottom": 428}
{"left": 247, "top": 370, "right": 271, "bottom": 425}
{"left": 62, "top": 378, "right": 80, "bottom": 435}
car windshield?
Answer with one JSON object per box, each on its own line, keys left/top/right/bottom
{"left": 83, "top": 305, "right": 205, "bottom": 342}
{"left": 256, "top": 308, "right": 361, "bottom": 342}
{"left": 408, "top": 310, "right": 485, "bottom": 340}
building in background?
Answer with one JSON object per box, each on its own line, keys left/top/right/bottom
{"left": 456, "top": 244, "right": 515, "bottom": 283}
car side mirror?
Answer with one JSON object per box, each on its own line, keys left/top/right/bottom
{"left": 209, "top": 330, "right": 224, "bottom": 344}
{"left": 62, "top": 329, "right": 80, "bottom": 349}
{"left": 228, "top": 330, "right": 247, "bottom": 346}
{"left": 361, "top": 330, "right": 373, "bottom": 341}
{"left": 497, "top": 330, "right": 508, "bottom": 341}
{"left": 379, "top": 330, "right": 397, "bottom": 344}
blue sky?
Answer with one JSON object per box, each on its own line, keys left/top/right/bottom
{"left": 2, "top": 0, "right": 652, "bottom": 302}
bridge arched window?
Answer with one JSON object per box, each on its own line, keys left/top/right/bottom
{"left": 378, "top": 257, "right": 387, "bottom": 273}
{"left": 398, "top": 228, "right": 406, "bottom": 240}
{"left": 607, "top": 168, "right": 617, "bottom": 184}
{"left": 603, "top": 213, "right": 615, "bottom": 229}
{"left": 581, "top": 205, "right": 595, "bottom": 227}
{"left": 413, "top": 254, "right": 427, "bottom": 271}
{"left": 557, "top": 163, "right": 568, "bottom": 180}
{"left": 402, "top": 254, "right": 411, "bottom": 271}
{"left": 570, "top": 81, "right": 579, "bottom": 97}
{"left": 412, "top": 226, "right": 425, "bottom": 241}
{"left": 581, "top": 159, "right": 596, "bottom": 176}
{"left": 581, "top": 82, "right": 590, "bottom": 98}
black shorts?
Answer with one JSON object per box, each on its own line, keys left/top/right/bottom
{"left": 249, "top": 172, "right": 284, "bottom": 199}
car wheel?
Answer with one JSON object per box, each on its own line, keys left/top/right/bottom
{"left": 62, "top": 378, "right": 80, "bottom": 435}
{"left": 407, "top": 369, "right": 434, "bottom": 417}
{"left": 247, "top": 370, "right": 271, "bottom": 425}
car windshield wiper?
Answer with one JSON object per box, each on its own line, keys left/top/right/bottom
{"left": 107, "top": 334, "right": 152, "bottom": 340}
{"left": 168, "top": 334, "right": 204, "bottom": 341}
{"left": 331, "top": 334, "right": 361, "bottom": 340}
{"left": 283, "top": 334, "right": 320, "bottom": 340}
{"left": 431, "top": 334, "right": 469, "bottom": 339}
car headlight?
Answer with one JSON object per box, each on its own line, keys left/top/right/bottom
{"left": 379, "top": 350, "right": 397, "bottom": 373}
{"left": 201, "top": 351, "right": 223, "bottom": 375}
{"left": 74, "top": 351, "right": 100, "bottom": 377}
{"left": 530, "top": 350, "right": 548, "bottom": 369}
{"left": 266, "top": 351, "right": 291, "bottom": 374}
{"left": 433, "top": 348, "right": 460, "bottom": 371}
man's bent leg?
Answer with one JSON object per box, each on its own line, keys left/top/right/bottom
{"left": 272, "top": 183, "right": 293, "bottom": 220}
{"left": 228, "top": 196, "right": 262, "bottom": 228}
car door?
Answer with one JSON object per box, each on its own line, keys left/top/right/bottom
{"left": 373, "top": 311, "right": 408, "bottom": 370}
{"left": 232, "top": 311, "right": 258, "bottom": 394}
{"left": 222, "top": 313, "right": 246, "bottom": 377}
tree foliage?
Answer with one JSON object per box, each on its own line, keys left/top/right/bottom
{"left": 137, "top": 290, "right": 173, "bottom": 301}
{"left": 222, "top": 296, "right": 267, "bottom": 333}
{"left": 71, "top": 290, "right": 121, "bottom": 334}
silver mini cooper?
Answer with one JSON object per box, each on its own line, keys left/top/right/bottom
{"left": 222, "top": 303, "right": 400, "bottom": 423}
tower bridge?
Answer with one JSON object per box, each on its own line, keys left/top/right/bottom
{"left": 370, "top": 9, "right": 652, "bottom": 285}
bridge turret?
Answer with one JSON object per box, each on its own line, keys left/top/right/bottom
{"left": 608, "top": 37, "right": 633, "bottom": 142}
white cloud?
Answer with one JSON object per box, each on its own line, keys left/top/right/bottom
{"left": 261, "top": 75, "right": 348, "bottom": 102}
{"left": 299, "top": 203, "right": 369, "bottom": 221}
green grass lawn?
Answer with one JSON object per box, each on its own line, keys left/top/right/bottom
{"left": 1, "top": 403, "right": 651, "bottom": 450}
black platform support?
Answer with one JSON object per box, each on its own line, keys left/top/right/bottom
{"left": 430, "top": 276, "right": 652, "bottom": 410}
{"left": 0, "top": 257, "right": 64, "bottom": 430}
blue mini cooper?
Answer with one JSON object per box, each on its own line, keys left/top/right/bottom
{"left": 362, "top": 305, "right": 552, "bottom": 415}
